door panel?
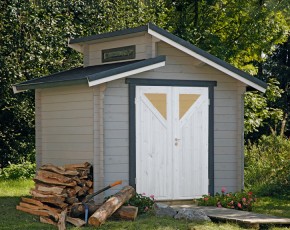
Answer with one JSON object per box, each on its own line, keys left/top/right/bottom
{"left": 136, "top": 86, "right": 208, "bottom": 200}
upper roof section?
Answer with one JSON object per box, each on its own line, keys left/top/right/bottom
{"left": 14, "top": 23, "right": 267, "bottom": 93}
{"left": 68, "top": 23, "right": 267, "bottom": 92}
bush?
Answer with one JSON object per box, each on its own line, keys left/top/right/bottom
{"left": 0, "top": 161, "right": 36, "bottom": 180}
{"left": 126, "top": 193, "right": 155, "bottom": 214}
{"left": 196, "top": 188, "right": 256, "bottom": 211}
{"left": 244, "top": 135, "right": 290, "bottom": 196}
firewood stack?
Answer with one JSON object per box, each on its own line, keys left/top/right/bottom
{"left": 16, "top": 162, "right": 93, "bottom": 227}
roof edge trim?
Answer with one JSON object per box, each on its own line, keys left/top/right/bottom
{"left": 148, "top": 23, "right": 267, "bottom": 93}
{"left": 88, "top": 56, "right": 166, "bottom": 87}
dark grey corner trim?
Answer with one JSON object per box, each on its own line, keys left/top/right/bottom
{"left": 126, "top": 78, "right": 215, "bottom": 194}
{"left": 87, "top": 56, "right": 166, "bottom": 83}
{"left": 128, "top": 83, "right": 136, "bottom": 188}
{"left": 209, "top": 85, "right": 215, "bottom": 195}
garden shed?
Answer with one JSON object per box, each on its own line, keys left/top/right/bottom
{"left": 13, "top": 23, "right": 267, "bottom": 201}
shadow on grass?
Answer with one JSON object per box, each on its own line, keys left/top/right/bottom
{"left": 0, "top": 196, "right": 55, "bottom": 230}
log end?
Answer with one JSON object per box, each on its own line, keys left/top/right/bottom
{"left": 88, "top": 217, "right": 102, "bottom": 227}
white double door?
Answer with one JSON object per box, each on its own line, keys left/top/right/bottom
{"left": 136, "top": 86, "right": 209, "bottom": 200}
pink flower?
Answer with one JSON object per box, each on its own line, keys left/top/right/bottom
{"left": 150, "top": 194, "right": 155, "bottom": 199}
{"left": 226, "top": 193, "right": 231, "bottom": 197}
{"left": 229, "top": 200, "right": 234, "bottom": 205}
{"left": 237, "top": 203, "right": 242, "bottom": 209}
{"left": 248, "top": 191, "right": 253, "bottom": 196}
{"left": 217, "top": 201, "right": 222, "bottom": 208}
{"left": 217, "top": 204, "right": 222, "bottom": 208}
{"left": 204, "top": 197, "right": 209, "bottom": 201}
{"left": 242, "top": 197, "right": 246, "bottom": 203}
{"left": 142, "top": 192, "right": 146, "bottom": 195}
{"left": 231, "top": 206, "right": 234, "bottom": 209}
{"left": 221, "top": 187, "right": 226, "bottom": 193}
{"left": 144, "top": 206, "right": 149, "bottom": 212}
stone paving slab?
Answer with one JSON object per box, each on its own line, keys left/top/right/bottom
{"left": 171, "top": 205, "right": 290, "bottom": 228}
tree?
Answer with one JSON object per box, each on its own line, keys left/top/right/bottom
{"left": 0, "top": 0, "right": 170, "bottom": 167}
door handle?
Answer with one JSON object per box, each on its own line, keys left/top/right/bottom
{"left": 175, "top": 138, "right": 181, "bottom": 141}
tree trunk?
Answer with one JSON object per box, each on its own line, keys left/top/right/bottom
{"left": 88, "top": 186, "right": 135, "bottom": 226}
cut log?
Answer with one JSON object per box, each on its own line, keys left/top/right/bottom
{"left": 19, "top": 201, "right": 61, "bottom": 214}
{"left": 40, "top": 164, "right": 79, "bottom": 176}
{"left": 85, "top": 180, "right": 93, "bottom": 188}
{"left": 35, "top": 197, "right": 68, "bottom": 209}
{"left": 66, "top": 188, "right": 77, "bottom": 198}
{"left": 35, "top": 184, "right": 65, "bottom": 195}
{"left": 70, "top": 203, "right": 138, "bottom": 221}
{"left": 40, "top": 216, "right": 57, "bottom": 226}
{"left": 16, "top": 205, "right": 59, "bottom": 221}
{"left": 70, "top": 202, "right": 101, "bottom": 218}
{"left": 64, "top": 162, "right": 91, "bottom": 170}
{"left": 21, "top": 197, "right": 44, "bottom": 207}
{"left": 113, "top": 206, "right": 138, "bottom": 221}
{"left": 34, "top": 175, "right": 76, "bottom": 187}
{"left": 35, "top": 170, "right": 76, "bottom": 186}
{"left": 66, "top": 217, "right": 86, "bottom": 227}
{"left": 66, "top": 197, "right": 79, "bottom": 205}
{"left": 31, "top": 189, "right": 67, "bottom": 198}
{"left": 88, "top": 186, "right": 135, "bottom": 226}
{"left": 57, "top": 208, "right": 67, "bottom": 230}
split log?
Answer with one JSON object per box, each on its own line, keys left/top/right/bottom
{"left": 21, "top": 197, "right": 44, "bottom": 207}
{"left": 40, "top": 164, "right": 79, "bottom": 176}
{"left": 35, "top": 170, "right": 77, "bottom": 187}
{"left": 64, "top": 162, "right": 91, "bottom": 170}
{"left": 65, "top": 197, "right": 79, "bottom": 205}
{"left": 66, "top": 217, "right": 86, "bottom": 227}
{"left": 35, "top": 184, "right": 65, "bottom": 195}
{"left": 85, "top": 180, "right": 93, "bottom": 188}
{"left": 113, "top": 206, "right": 138, "bottom": 221}
{"left": 40, "top": 216, "right": 57, "bottom": 226}
{"left": 88, "top": 186, "right": 135, "bottom": 226}
{"left": 35, "top": 196, "right": 68, "bottom": 209}
{"left": 34, "top": 175, "right": 76, "bottom": 187}
{"left": 16, "top": 205, "right": 59, "bottom": 221}
{"left": 19, "top": 201, "right": 61, "bottom": 214}
{"left": 31, "top": 189, "right": 67, "bottom": 198}
{"left": 57, "top": 209, "right": 67, "bottom": 230}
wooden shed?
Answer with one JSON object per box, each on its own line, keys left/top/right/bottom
{"left": 13, "top": 23, "right": 266, "bottom": 201}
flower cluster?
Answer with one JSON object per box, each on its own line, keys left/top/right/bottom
{"left": 126, "top": 193, "right": 155, "bottom": 214}
{"left": 196, "top": 188, "right": 256, "bottom": 211}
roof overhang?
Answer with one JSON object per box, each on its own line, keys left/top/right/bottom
{"left": 13, "top": 56, "right": 166, "bottom": 93}
{"left": 87, "top": 56, "right": 166, "bottom": 87}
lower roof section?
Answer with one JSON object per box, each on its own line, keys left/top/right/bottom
{"left": 13, "top": 56, "right": 166, "bottom": 93}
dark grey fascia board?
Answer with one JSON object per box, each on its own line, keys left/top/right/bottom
{"left": 87, "top": 55, "right": 166, "bottom": 83}
{"left": 69, "top": 25, "right": 148, "bottom": 45}
{"left": 148, "top": 23, "right": 267, "bottom": 90}
{"left": 14, "top": 79, "right": 87, "bottom": 92}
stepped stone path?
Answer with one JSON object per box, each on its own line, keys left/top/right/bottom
{"left": 171, "top": 205, "right": 290, "bottom": 229}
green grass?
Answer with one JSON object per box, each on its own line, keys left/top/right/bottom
{"left": 0, "top": 179, "right": 289, "bottom": 230}
{"left": 0, "top": 179, "right": 34, "bottom": 197}
{"left": 253, "top": 196, "right": 290, "bottom": 218}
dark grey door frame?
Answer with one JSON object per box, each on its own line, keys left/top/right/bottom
{"left": 126, "top": 78, "right": 216, "bottom": 196}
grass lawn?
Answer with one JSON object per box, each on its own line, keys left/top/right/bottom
{"left": 0, "top": 179, "right": 289, "bottom": 230}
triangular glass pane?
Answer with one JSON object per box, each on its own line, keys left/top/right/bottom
{"left": 144, "top": 93, "right": 167, "bottom": 119}
{"left": 179, "top": 94, "right": 200, "bottom": 119}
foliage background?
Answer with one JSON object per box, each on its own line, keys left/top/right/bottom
{"left": 0, "top": 1, "right": 290, "bottom": 197}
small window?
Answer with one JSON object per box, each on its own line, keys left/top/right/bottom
{"left": 102, "top": 45, "right": 136, "bottom": 63}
